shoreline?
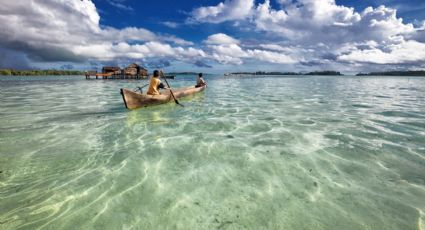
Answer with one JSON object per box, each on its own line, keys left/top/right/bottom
{"left": 1, "top": 70, "right": 425, "bottom": 77}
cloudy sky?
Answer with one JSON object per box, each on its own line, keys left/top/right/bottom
{"left": 0, "top": 0, "right": 424, "bottom": 73}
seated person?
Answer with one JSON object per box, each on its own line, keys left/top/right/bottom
{"left": 195, "top": 73, "right": 207, "bottom": 87}
{"left": 147, "top": 70, "right": 165, "bottom": 95}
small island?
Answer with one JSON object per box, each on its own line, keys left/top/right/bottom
{"left": 0, "top": 69, "right": 84, "bottom": 76}
{"left": 356, "top": 71, "right": 425, "bottom": 76}
{"left": 226, "top": 71, "right": 343, "bottom": 76}
{"left": 304, "top": 71, "right": 343, "bottom": 76}
{"left": 227, "top": 71, "right": 301, "bottom": 75}
{"left": 168, "top": 72, "right": 203, "bottom": 75}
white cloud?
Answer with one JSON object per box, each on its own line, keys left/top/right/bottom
{"left": 203, "top": 33, "right": 297, "bottom": 65}
{"left": 211, "top": 44, "right": 247, "bottom": 57}
{"left": 246, "top": 49, "right": 297, "bottom": 64}
{"left": 253, "top": 0, "right": 421, "bottom": 54}
{"left": 2, "top": 0, "right": 425, "bottom": 71}
{"left": 0, "top": 0, "right": 196, "bottom": 64}
{"left": 0, "top": 1, "right": 303, "bottom": 68}
{"left": 162, "top": 21, "right": 179, "bottom": 28}
{"left": 105, "top": 27, "right": 156, "bottom": 42}
{"left": 338, "top": 40, "right": 425, "bottom": 64}
{"left": 163, "top": 36, "right": 194, "bottom": 46}
{"left": 72, "top": 41, "right": 206, "bottom": 62}
{"left": 204, "top": 33, "right": 240, "bottom": 45}
{"left": 256, "top": 0, "right": 408, "bottom": 43}
{"left": 190, "top": 0, "right": 425, "bottom": 67}
{"left": 208, "top": 43, "right": 247, "bottom": 64}
{"left": 106, "top": 0, "right": 133, "bottom": 11}
{"left": 259, "top": 44, "right": 291, "bottom": 52}
{"left": 190, "top": 0, "right": 254, "bottom": 23}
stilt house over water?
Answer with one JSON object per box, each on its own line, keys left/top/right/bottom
{"left": 102, "top": 66, "right": 121, "bottom": 75}
{"left": 86, "top": 63, "right": 148, "bottom": 79}
{"left": 124, "top": 63, "right": 148, "bottom": 77}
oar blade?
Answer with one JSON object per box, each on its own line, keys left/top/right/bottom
{"left": 175, "top": 99, "right": 184, "bottom": 107}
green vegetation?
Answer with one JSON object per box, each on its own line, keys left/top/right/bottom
{"left": 0, "top": 69, "right": 12, "bottom": 75}
{"left": 229, "top": 71, "right": 342, "bottom": 76}
{"left": 356, "top": 71, "right": 425, "bottom": 76}
{"left": 0, "top": 69, "right": 84, "bottom": 76}
{"left": 230, "top": 71, "right": 302, "bottom": 75}
{"left": 305, "top": 71, "right": 342, "bottom": 76}
{"left": 168, "top": 72, "right": 200, "bottom": 75}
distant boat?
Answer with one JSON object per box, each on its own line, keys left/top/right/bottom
{"left": 120, "top": 85, "right": 206, "bottom": 109}
{"left": 164, "top": 75, "right": 174, "bottom": 79}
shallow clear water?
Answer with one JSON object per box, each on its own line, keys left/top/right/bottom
{"left": 1, "top": 75, "right": 424, "bottom": 229}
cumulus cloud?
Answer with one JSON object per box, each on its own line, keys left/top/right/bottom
{"left": 204, "top": 33, "right": 297, "bottom": 65}
{"left": 189, "top": 0, "right": 254, "bottom": 23}
{"left": 2, "top": 0, "right": 424, "bottom": 71}
{"left": 209, "top": 43, "right": 247, "bottom": 64}
{"left": 70, "top": 41, "right": 206, "bottom": 62}
{"left": 254, "top": 0, "right": 416, "bottom": 44}
{"left": 259, "top": 44, "right": 292, "bottom": 52}
{"left": 204, "top": 33, "right": 240, "bottom": 45}
{"left": 0, "top": 0, "right": 197, "bottom": 65}
{"left": 338, "top": 40, "right": 425, "bottom": 64}
{"left": 246, "top": 49, "right": 297, "bottom": 64}
{"left": 190, "top": 0, "right": 425, "bottom": 68}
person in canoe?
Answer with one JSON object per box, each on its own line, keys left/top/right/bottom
{"left": 147, "top": 70, "right": 167, "bottom": 95}
{"left": 195, "top": 73, "right": 207, "bottom": 88}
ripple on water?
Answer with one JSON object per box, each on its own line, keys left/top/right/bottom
{"left": 297, "top": 119, "right": 316, "bottom": 125}
{"left": 1, "top": 76, "right": 425, "bottom": 229}
{"left": 351, "top": 104, "right": 374, "bottom": 109}
{"left": 378, "top": 110, "right": 425, "bottom": 119}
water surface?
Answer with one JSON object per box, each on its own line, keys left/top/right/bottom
{"left": 1, "top": 75, "right": 424, "bottom": 229}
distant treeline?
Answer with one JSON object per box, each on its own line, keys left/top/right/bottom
{"left": 229, "top": 71, "right": 343, "bottom": 76}
{"left": 230, "top": 70, "right": 425, "bottom": 76}
{"left": 168, "top": 72, "right": 200, "bottom": 75}
{"left": 304, "top": 71, "right": 342, "bottom": 76}
{"left": 356, "top": 71, "right": 425, "bottom": 76}
{"left": 0, "top": 69, "right": 84, "bottom": 76}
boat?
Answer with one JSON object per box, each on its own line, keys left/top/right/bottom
{"left": 120, "top": 85, "right": 206, "bottom": 109}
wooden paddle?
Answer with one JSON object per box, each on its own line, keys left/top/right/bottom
{"left": 160, "top": 71, "right": 183, "bottom": 107}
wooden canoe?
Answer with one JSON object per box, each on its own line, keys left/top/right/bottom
{"left": 120, "top": 85, "right": 206, "bottom": 109}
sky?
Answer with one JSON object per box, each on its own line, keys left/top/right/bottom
{"left": 0, "top": 0, "right": 424, "bottom": 73}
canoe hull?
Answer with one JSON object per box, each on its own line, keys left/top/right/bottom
{"left": 120, "top": 86, "right": 206, "bottom": 109}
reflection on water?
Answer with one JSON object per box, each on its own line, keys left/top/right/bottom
{"left": 0, "top": 75, "right": 425, "bottom": 229}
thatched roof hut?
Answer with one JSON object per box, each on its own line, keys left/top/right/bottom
{"left": 124, "top": 63, "right": 148, "bottom": 76}
{"left": 102, "top": 66, "right": 121, "bottom": 75}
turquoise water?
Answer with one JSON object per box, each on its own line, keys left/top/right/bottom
{"left": 0, "top": 75, "right": 424, "bottom": 229}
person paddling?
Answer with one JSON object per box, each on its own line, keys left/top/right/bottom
{"left": 147, "top": 70, "right": 166, "bottom": 95}
{"left": 195, "top": 73, "right": 207, "bottom": 88}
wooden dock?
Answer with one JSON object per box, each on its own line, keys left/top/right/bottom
{"left": 85, "top": 63, "right": 150, "bottom": 80}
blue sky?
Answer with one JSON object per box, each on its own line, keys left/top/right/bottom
{"left": 94, "top": 0, "right": 425, "bottom": 43}
{"left": 94, "top": 0, "right": 425, "bottom": 27}
{"left": 0, "top": 0, "right": 424, "bottom": 73}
